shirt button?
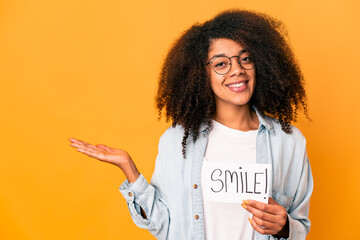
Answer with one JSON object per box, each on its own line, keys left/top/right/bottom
{"left": 193, "top": 184, "right": 198, "bottom": 189}
{"left": 194, "top": 215, "right": 199, "bottom": 220}
{"left": 128, "top": 192, "right": 133, "bottom": 197}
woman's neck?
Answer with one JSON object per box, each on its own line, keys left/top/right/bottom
{"left": 213, "top": 104, "right": 259, "bottom": 131}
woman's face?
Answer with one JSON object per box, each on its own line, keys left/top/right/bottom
{"left": 207, "top": 38, "right": 256, "bottom": 110}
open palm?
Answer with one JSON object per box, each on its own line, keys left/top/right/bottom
{"left": 69, "top": 138, "right": 131, "bottom": 168}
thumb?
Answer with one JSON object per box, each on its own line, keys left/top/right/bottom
{"left": 268, "top": 197, "right": 279, "bottom": 205}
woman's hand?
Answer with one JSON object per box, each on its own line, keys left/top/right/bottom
{"left": 241, "top": 197, "right": 289, "bottom": 238}
{"left": 68, "top": 138, "right": 140, "bottom": 182}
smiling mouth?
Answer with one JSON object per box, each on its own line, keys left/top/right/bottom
{"left": 226, "top": 81, "right": 248, "bottom": 88}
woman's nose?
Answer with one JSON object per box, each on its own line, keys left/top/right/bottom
{"left": 228, "top": 57, "right": 246, "bottom": 76}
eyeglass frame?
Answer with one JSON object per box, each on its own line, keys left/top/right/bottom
{"left": 205, "top": 50, "right": 255, "bottom": 75}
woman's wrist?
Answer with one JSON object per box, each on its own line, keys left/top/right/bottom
{"left": 118, "top": 158, "right": 140, "bottom": 183}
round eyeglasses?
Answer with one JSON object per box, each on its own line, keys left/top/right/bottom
{"left": 206, "top": 50, "right": 255, "bottom": 75}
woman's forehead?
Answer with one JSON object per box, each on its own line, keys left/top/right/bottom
{"left": 208, "top": 38, "right": 246, "bottom": 57}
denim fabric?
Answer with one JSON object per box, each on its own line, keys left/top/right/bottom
{"left": 119, "top": 109, "right": 313, "bottom": 240}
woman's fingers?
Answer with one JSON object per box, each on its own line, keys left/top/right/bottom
{"left": 76, "top": 147, "right": 107, "bottom": 161}
{"left": 70, "top": 138, "right": 105, "bottom": 152}
{"left": 70, "top": 138, "right": 116, "bottom": 152}
{"left": 69, "top": 138, "right": 131, "bottom": 167}
{"left": 70, "top": 141, "right": 100, "bottom": 153}
{"left": 96, "top": 144, "right": 116, "bottom": 152}
{"left": 251, "top": 215, "right": 276, "bottom": 229}
{"left": 243, "top": 198, "right": 286, "bottom": 217}
{"left": 248, "top": 217, "right": 277, "bottom": 235}
{"left": 242, "top": 202, "right": 276, "bottom": 223}
{"left": 69, "top": 137, "right": 84, "bottom": 144}
{"left": 69, "top": 138, "right": 109, "bottom": 161}
{"left": 70, "top": 138, "right": 94, "bottom": 148}
{"left": 242, "top": 198, "right": 288, "bottom": 235}
{"left": 242, "top": 200, "right": 279, "bottom": 220}
{"left": 96, "top": 144, "right": 107, "bottom": 148}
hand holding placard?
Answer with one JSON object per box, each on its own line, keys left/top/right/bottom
{"left": 242, "top": 198, "right": 289, "bottom": 238}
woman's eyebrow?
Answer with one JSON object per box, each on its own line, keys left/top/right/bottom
{"left": 209, "top": 49, "right": 247, "bottom": 60}
{"left": 210, "top": 53, "right": 226, "bottom": 59}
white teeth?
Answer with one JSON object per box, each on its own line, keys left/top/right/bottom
{"left": 227, "top": 82, "right": 246, "bottom": 88}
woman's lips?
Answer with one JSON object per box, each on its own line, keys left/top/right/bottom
{"left": 226, "top": 80, "right": 248, "bottom": 92}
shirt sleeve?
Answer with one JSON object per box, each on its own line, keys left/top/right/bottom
{"left": 119, "top": 134, "right": 171, "bottom": 240}
{"left": 287, "top": 149, "right": 313, "bottom": 240}
{"left": 271, "top": 144, "right": 314, "bottom": 240}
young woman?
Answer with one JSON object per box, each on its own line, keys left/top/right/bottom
{"left": 69, "top": 9, "right": 313, "bottom": 240}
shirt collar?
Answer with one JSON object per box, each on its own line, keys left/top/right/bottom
{"left": 253, "top": 106, "right": 275, "bottom": 135}
{"left": 199, "top": 106, "right": 275, "bottom": 135}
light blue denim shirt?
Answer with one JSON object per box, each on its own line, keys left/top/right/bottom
{"left": 119, "top": 109, "right": 313, "bottom": 240}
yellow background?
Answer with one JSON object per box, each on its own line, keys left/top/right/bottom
{"left": 1, "top": 0, "right": 359, "bottom": 239}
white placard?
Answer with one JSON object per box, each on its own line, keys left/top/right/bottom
{"left": 202, "top": 161, "right": 272, "bottom": 204}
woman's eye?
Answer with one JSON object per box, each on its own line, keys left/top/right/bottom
{"left": 241, "top": 57, "right": 252, "bottom": 63}
{"left": 214, "top": 62, "right": 228, "bottom": 68}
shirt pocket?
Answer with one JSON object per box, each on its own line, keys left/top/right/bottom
{"left": 272, "top": 190, "right": 294, "bottom": 211}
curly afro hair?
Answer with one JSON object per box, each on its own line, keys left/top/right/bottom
{"left": 156, "top": 9, "right": 308, "bottom": 158}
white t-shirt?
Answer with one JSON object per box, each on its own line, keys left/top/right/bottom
{"left": 201, "top": 120, "right": 257, "bottom": 240}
